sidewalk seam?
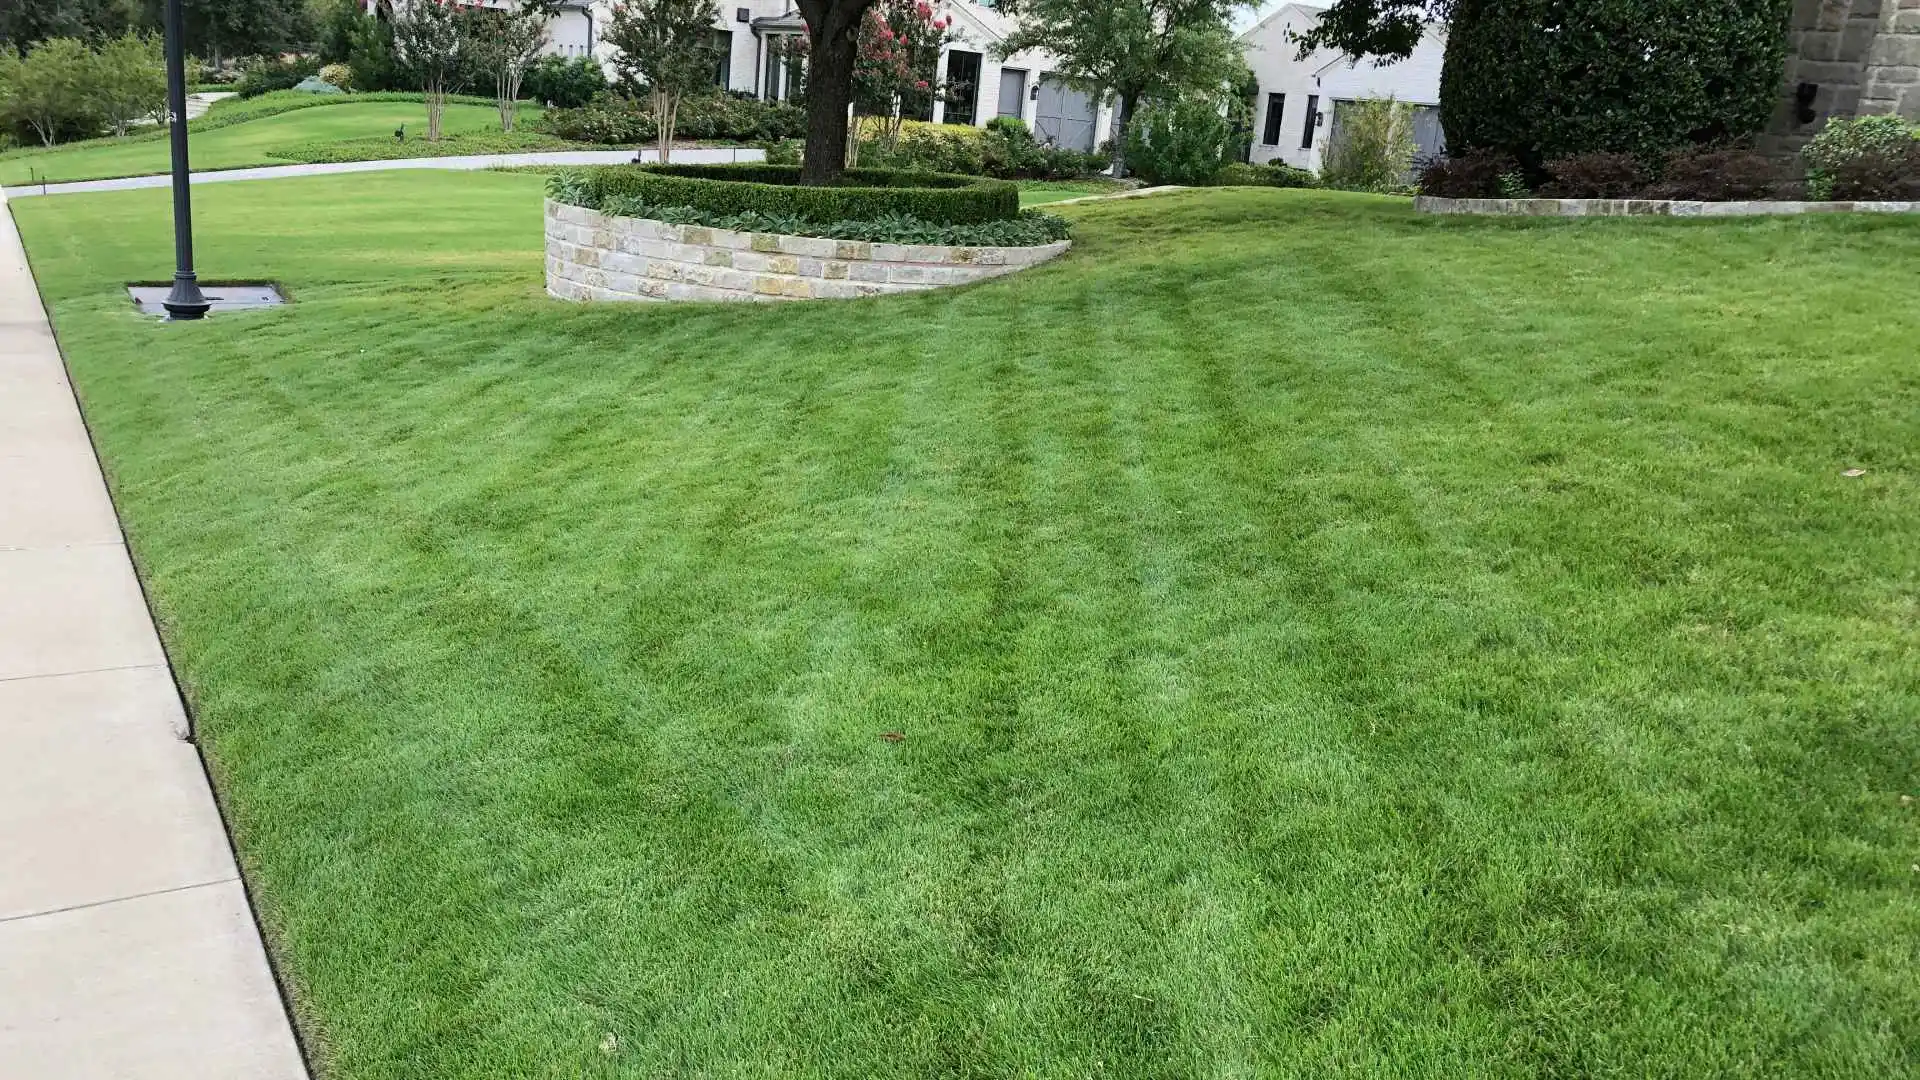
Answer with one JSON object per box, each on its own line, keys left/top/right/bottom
{"left": 0, "top": 877, "right": 239, "bottom": 926}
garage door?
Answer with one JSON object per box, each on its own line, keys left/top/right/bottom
{"left": 1034, "top": 76, "right": 1097, "bottom": 152}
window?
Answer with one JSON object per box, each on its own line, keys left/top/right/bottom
{"left": 1300, "top": 93, "right": 1318, "bottom": 149}
{"left": 1261, "top": 93, "right": 1285, "bottom": 146}
{"left": 944, "top": 50, "right": 982, "bottom": 125}
{"left": 711, "top": 29, "right": 733, "bottom": 90}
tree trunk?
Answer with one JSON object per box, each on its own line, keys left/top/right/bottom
{"left": 427, "top": 80, "right": 445, "bottom": 141}
{"left": 655, "top": 88, "right": 674, "bottom": 164}
{"left": 799, "top": 16, "right": 860, "bottom": 184}
{"left": 1111, "top": 92, "right": 1139, "bottom": 178}
{"left": 504, "top": 69, "right": 525, "bottom": 133}
{"left": 498, "top": 69, "right": 513, "bottom": 132}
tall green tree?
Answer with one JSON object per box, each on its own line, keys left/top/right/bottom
{"left": 996, "top": 0, "right": 1252, "bottom": 175}
{"left": 0, "top": 37, "right": 97, "bottom": 145}
{"left": 606, "top": 0, "right": 725, "bottom": 164}
{"left": 0, "top": 0, "right": 139, "bottom": 48}
{"left": 135, "top": 0, "right": 305, "bottom": 67}
{"left": 89, "top": 30, "right": 166, "bottom": 136}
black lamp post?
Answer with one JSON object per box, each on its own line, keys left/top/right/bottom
{"left": 161, "top": 0, "right": 209, "bottom": 320}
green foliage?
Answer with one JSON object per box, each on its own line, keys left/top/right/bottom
{"left": 561, "top": 162, "right": 1021, "bottom": 224}
{"left": 389, "top": 0, "right": 468, "bottom": 140}
{"left": 859, "top": 121, "right": 1108, "bottom": 180}
{"left": 273, "top": 129, "right": 584, "bottom": 163}
{"left": 0, "top": 0, "right": 140, "bottom": 49}
{"left": 536, "top": 93, "right": 806, "bottom": 144}
{"left": 1215, "top": 160, "right": 1318, "bottom": 188}
{"left": 997, "top": 0, "right": 1253, "bottom": 171}
{"left": 1440, "top": 0, "right": 1794, "bottom": 172}
{"left": 984, "top": 115, "right": 1030, "bottom": 139}
{"left": 1803, "top": 116, "right": 1920, "bottom": 200}
{"left": 1122, "top": 94, "right": 1240, "bottom": 186}
{"left": 344, "top": 10, "right": 401, "bottom": 93}
{"left": 180, "top": 0, "right": 308, "bottom": 63}
{"left": 604, "top": 0, "right": 724, "bottom": 161}
{"left": 520, "top": 55, "right": 605, "bottom": 108}
{"left": 590, "top": 191, "right": 1073, "bottom": 245}
{"left": 1292, "top": 0, "right": 1448, "bottom": 60}
{"left": 760, "top": 137, "right": 803, "bottom": 166}
{"left": 236, "top": 54, "right": 322, "bottom": 99}
{"left": 1320, "top": 97, "right": 1417, "bottom": 193}
{"left": 0, "top": 38, "right": 98, "bottom": 147}
{"left": 86, "top": 32, "right": 165, "bottom": 137}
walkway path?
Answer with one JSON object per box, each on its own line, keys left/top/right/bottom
{"left": 4, "top": 146, "right": 763, "bottom": 199}
{"left": 0, "top": 193, "right": 307, "bottom": 1076}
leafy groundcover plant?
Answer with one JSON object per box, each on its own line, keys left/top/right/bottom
{"left": 549, "top": 170, "right": 1070, "bottom": 246}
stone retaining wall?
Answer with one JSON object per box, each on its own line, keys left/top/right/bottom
{"left": 1415, "top": 195, "right": 1920, "bottom": 216}
{"left": 544, "top": 200, "right": 1071, "bottom": 303}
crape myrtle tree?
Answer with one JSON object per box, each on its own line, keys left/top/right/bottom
{"left": 1297, "top": 0, "right": 1795, "bottom": 172}
{"left": 391, "top": 0, "right": 465, "bottom": 141}
{"left": 996, "top": 0, "right": 1251, "bottom": 176}
{"left": 467, "top": 0, "right": 558, "bottom": 133}
{"left": 606, "top": 0, "right": 726, "bottom": 165}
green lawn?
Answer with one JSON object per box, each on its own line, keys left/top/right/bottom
{"left": 0, "top": 99, "right": 536, "bottom": 185}
{"left": 12, "top": 175, "right": 1918, "bottom": 1079}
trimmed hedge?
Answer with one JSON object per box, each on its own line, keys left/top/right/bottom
{"left": 1440, "top": 0, "right": 1793, "bottom": 173}
{"left": 578, "top": 164, "right": 1021, "bottom": 225}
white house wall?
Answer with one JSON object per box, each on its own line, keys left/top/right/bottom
{"left": 1240, "top": 2, "right": 1445, "bottom": 171}
{"left": 423, "top": 0, "right": 1114, "bottom": 140}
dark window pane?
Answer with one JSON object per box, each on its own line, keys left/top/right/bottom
{"left": 1262, "top": 93, "right": 1285, "bottom": 145}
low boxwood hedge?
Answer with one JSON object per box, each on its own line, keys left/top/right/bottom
{"left": 578, "top": 163, "right": 1020, "bottom": 225}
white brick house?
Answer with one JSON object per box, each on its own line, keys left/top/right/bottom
{"left": 377, "top": 0, "right": 1116, "bottom": 148}
{"left": 1240, "top": 2, "right": 1446, "bottom": 172}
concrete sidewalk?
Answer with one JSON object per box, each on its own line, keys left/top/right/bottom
{"left": 0, "top": 192, "right": 307, "bottom": 1077}
{"left": 4, "top": 145, "right": 765, "bottom": 199}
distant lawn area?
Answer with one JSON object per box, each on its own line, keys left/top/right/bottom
{"left": 11, "top": 176, "right": 1918, "bottom": 1079}
{"left": 0, "top": 97, "right": 540, "bottom": 185}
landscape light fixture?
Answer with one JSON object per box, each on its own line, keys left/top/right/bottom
{"left": 161, "top": 0, "right": 209, "bottom": 320}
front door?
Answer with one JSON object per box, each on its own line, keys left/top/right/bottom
{"left": 998, "top": 68, "right": 1027, "bottom": 119}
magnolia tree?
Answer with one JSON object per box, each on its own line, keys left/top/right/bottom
{"left": 997, "top": 0, "right": 1251, "bottom": 175}
{"left": 467, "top": 1, "right": 558, "bottom": 133}
{"left": 607, "top": 0, "right": 726, "bottom": 164}
{"left": 391, "top": 0, "right": 466, "bottom": 141}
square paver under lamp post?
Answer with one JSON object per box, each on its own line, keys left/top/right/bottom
{"left": 161, "top": 0, "right": 209, "bottom": 320}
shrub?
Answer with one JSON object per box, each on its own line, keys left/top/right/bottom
{"left": 985, "top": 115, "right": 1030, "bottom": 139}
{"left": 1440, "top": 0, "right": 1793, "bottom": 173}
{"left": 1802, "top": 116, "right": 1920, "bottom": 199}
{"left": 1124, "top": 95, "right": 1240, "bottom": 186}
{"left": 1320, "top": 98, "right": 1418, "bottom": 193}
{"left": 1215, "top": 161, "right": 1318, "bottom": 188}
{"left": 572, "top": 163, "right": 1020, "bottom": 225}
{"left": 761, "top": 138, "right": 802, "bottom": 166}
{"left": 1415, "top": 150, "right": 1517, "bottom": 198}
{"left": 1826, "top": 140, "right": 1920, "bottom": 201}
{"left": 521, "top": 55, "right": 606, "bottom": 108}
{"left": 1537, "top": 151, "right": 1646, "bottom": 199}
{"left": 346, "top": 12, "right": 403, "bottom": 92}
{"left": 536, "top": 94, "right": 806, "bottom": 144}
{"left": 236, "top": 56, "right": 322, "bottom": 99}
{"left": 1646, "top": 145, "right": 1795, "bottom": 201}
{"left": 318, "top": 63, "right": 353, "bottom": 90}
{"left": 580, "top": 187, "right": 1072, "bottom": 247}
{"left": 89, "top": 33, "right": 167, "bottom": 138}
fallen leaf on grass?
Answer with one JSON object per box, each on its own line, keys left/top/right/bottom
{"left": 880, "top": 732, "right": 906, "bottom": 743}
{"left": 600, "top": 1033, "right": 619, "bottom": 1055}
{"left": 1842, "top": 469, "right": 1867, "bottom": 478}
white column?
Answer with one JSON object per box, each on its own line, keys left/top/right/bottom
{"left": 931, "top": 48, "right": 951, "bottom": 124}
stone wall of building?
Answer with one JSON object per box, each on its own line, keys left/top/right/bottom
{"left": 1767, "top": 0, "right": 1920, "bottom": 155}
{"left": 543, "top": 201, "right": 1071, "bottom": 304}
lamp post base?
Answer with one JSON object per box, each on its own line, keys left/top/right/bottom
{"left": 162, "top": 272, "right": 210, "bottom": 320}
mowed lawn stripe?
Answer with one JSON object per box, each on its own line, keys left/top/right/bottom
{"left": 11, "top": 175, "right": 1918, "bottom": 1079}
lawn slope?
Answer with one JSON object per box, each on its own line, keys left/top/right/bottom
{"left": 0, "top": 97, "right": 535, "bottom": 185}
{"left": 13, "top": 176, "right": 1919, "bottom": 1080}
